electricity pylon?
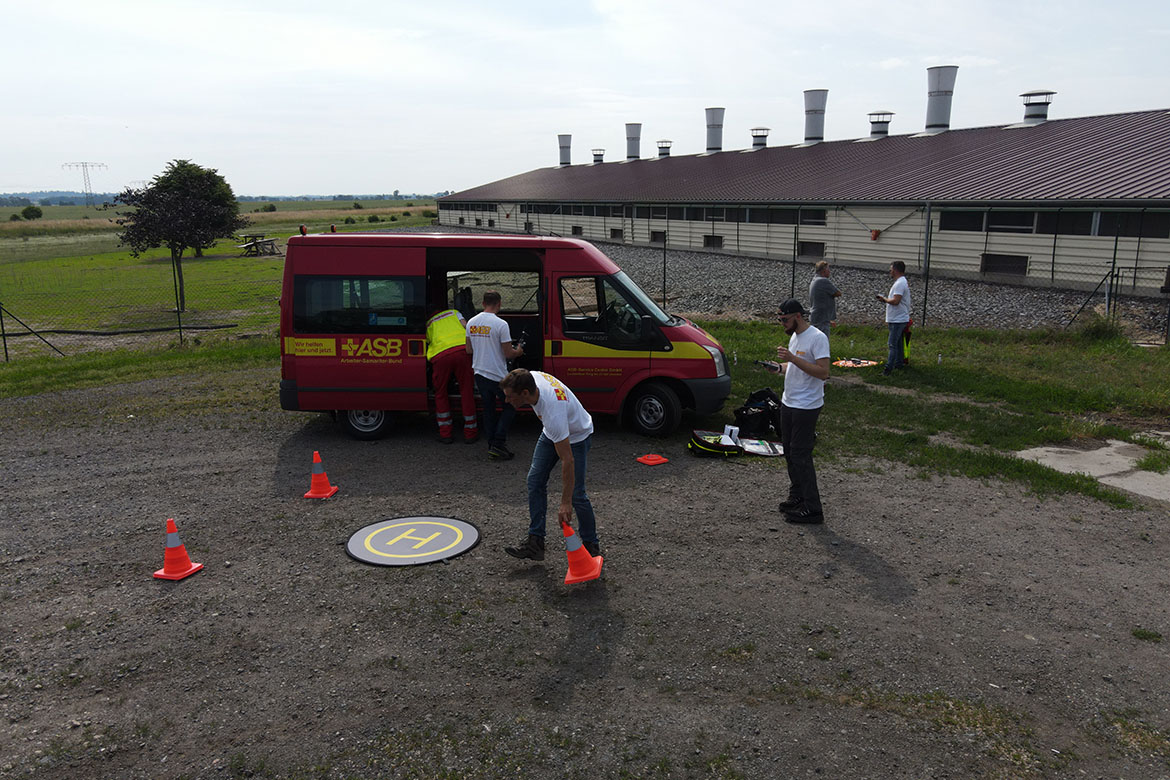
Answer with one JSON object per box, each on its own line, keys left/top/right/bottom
{"left": 62, "top": 162, "right": 108, "bottom": 208}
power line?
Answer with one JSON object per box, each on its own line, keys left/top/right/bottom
{"left": 62, "top": 162, "right": 108, "bottom": 208}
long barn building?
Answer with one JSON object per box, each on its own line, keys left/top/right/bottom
{"left": 438, "top": 67, "right": 1170, "bottom": 296}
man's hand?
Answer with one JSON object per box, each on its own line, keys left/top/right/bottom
{"left": 777, "top": 345, "right": 794, "bottom": 362}
{"left": 558, "top": 502, "right": 573, "bottom": 526}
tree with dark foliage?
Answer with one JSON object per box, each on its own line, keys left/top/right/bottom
{"left": 114, "top": 160, "right": 248, "bottom": 311}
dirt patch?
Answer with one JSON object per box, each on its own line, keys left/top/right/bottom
{"left": 2, "top": 371, "right": 1170, "bottom": 778}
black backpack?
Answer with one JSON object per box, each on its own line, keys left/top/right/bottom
{"left": 733, "top": 388, "right": 781, "bottom": 438}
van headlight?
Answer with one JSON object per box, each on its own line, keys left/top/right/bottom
{"left": 702, "top": 345, "right": 728, "bottom": 377}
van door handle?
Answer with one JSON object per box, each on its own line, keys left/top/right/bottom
{"left": 551, "top": 341, "right": 562, "bottom": 356}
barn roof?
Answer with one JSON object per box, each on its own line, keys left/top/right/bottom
{"left": 443, "top": 109, "right": 1170, "bottom": 207}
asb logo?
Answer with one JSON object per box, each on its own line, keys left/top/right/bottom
{"left": 341, "top": 337, "right": 403, "bottom": 358}
{"left": 346, "top": 516, "right": 480, "bottom": 566}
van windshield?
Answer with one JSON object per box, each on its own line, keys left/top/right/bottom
{"left": 611, "top": 271, "right": 674, "bottom": 326}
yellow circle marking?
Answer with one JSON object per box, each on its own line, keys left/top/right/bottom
{"left": 363, "top": 520, "right": 466, "bottom": 559}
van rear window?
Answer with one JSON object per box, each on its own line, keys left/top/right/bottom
{"left": 293, "top": 275, "right": 425, "bottom": 334}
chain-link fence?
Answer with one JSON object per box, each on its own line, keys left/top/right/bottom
{"left": 0, "top": 257, "right": 281, "bottom": 361}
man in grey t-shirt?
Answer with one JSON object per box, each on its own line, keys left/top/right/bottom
{"left": 808, "top": 261, "right": 841, "bottom": 340}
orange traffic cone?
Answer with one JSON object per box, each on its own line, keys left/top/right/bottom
{"left": 561, "top": 520, "right": 603, "bottom": 585}
{"left": 153, "top": 518, "right": 204, "bottom": 581}
{"left": 304, "top": 450, "right": 339, "bottom": 498}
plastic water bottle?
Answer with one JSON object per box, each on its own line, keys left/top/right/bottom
{"left": 937, "top": 353, "right": 942, "bottom": 364}
{"left": 733, "top": 350, "right": 738, "bottom": 366}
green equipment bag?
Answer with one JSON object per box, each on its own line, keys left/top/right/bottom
{"left": 687, "top": 430, "right": 742, "bottom": 458}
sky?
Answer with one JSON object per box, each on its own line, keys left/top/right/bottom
{"left": 4, "top": 0, "right": 1170, "bottom": 197}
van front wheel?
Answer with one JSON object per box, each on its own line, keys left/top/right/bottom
{"left": 340, "top": 409, "right": 392, "bottom": 440}
{"left": 627, "top": 382, "right": 681, "bottom": 437}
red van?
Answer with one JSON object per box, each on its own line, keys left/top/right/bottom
{"left": 279, "top": 233, "right": 730, "bottom": 438}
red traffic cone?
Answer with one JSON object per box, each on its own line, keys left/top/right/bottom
{"left": 304, "top": 450, "right": 339, "bottom": 498}
{"left": 153, "top": 518, "right": 204, "bottom": 581}
{"left": 561, "top": 520, "right": 603, "bottom": 585}
{"left": 636, "top": 453, "right": 669, "bottom": 466}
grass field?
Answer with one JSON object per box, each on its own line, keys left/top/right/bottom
{"left": 3, "top": 318, "right": 1166, "bottom": 508}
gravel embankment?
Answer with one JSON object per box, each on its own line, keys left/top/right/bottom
{"left": 415, "top": 226, "right": 1169, "bottom": 339}
{"left": 604, "top": 242, "right": 1168, "bottom": 337}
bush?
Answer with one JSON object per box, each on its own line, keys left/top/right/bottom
{"left": 389, "top": 215, "right": 398, "bottom": 222}
{"left": 401, "top": 211, "right": 411, "bottom": 218}
{"left": 406, "top": 202, "right": 414, "bottom": 207}
{"left": 8, "top": 213, "right": 21, "bottom": 221}
{"left": 21, "top": 205, "right": 43, "bottom": 220}
{"left": 367, "top": 215, "right": 381, "bottom": 223}
{"left": 262, "top": 203, "right": 277, "bottom": 212}
{"left": 352, "top": 202, "right": 363, "bottom": 210}
{"left": 422, "top": 210, "right": 437, "bottom": 218}
{"left": 344, "top": 216, "right": 356, "bottom": 224}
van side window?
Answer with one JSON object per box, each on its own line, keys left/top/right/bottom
{"left": 560, "top": 276, "right": 646, "bottom": 347}
{"left": 293, "top": 276, "right": 425, "bottom": 333}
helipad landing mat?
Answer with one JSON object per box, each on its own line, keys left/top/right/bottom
{"left": 346, "top": 516, "right": 480, "bottom": 566}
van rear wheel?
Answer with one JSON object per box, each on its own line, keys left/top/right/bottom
{"left": 627, "top": 382, "right": 681, "bottom": 437}
{"left": 340, "top": 409, "right": 392, "bottom": 440}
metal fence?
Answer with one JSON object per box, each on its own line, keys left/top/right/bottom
{"left": 0, "top": 261, "right": 281, "bottom": 361}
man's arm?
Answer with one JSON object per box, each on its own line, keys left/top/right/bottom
{"left": 502, "top": 341, "right": 523, "bottom": 359}
{"left": 876, "top": 292, "right": 903, "bottom": 305}
{"left": 553, "top": 437, "right": 575, "bottom": 525}
{"left": 777, "top": 345, "right": 830, "bottom": 380}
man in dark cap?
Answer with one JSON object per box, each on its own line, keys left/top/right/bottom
{"left": 768, "top": 299, "right": 830, "bottom": 524}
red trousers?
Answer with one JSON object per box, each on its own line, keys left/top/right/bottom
{"left": 431, "top": 346, "right": 477, "bottom": 441}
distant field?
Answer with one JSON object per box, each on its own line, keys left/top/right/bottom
{"left": 0, "top": 200, "right": 439, "bottom": 357}
{"left": 0, "top": 199, "right": 438, "bottom": 264}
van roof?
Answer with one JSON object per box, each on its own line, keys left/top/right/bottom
{"left": 286, "top": 232, "right": 595, "bottom": 251}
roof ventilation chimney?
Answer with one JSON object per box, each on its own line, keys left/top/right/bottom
{"left": 591, "top": 148, "right": 604, "bottom": 164}
{"left": 558, "top": 134, "right": 571, "bottom": 166}
{"left": 750, "top": 127, "right": 770, "bottom": 148}
{"left": 657, "top": 139, "right": 672, "bottom": 157}
{"left": 868, "top": 111, "right": 894, "bottom": 138}
{"left": 1020, "top": 90, "right": 1056, "bottom": 124}
{"left": 625, "top": 123, "right": 642, "bottom": 160}
{"left": 924, "top": 65, "right": 959, "bottom": 133}
{"left": 706, "top": 107, "right": 725, "bottom": 152}
{"left": 803, "top": 89, "right": 828, "bottom": 145}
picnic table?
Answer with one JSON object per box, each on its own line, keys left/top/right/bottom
{"left": 237, "top": 234, "right": 281, "bottom": 256}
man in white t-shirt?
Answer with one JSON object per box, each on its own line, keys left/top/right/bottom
{"left": 499, "top": 368, "right": 600, "bottom": 561}
{"left": 466, "top": 291, "right": 524, "bottom": 460}
{"left": 768, "top": 298, "right": 830, "bottom": 524}
{"left": 876, "top": 260, "right": 911, "bottom": 375}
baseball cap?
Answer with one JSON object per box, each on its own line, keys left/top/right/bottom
{"left": 778, "top": 299, "right": 807, "bottom": 316}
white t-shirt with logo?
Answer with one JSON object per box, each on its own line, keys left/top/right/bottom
{"left": 466, "top": 311, "right": 512, "bottom": 382}
{"left": 885, "top": 276, "right": 911, "bottom": 323}
{"left": 781, "top": 326, "right": 830, "bottom": 410}
{"left": 531, "top": 372, "right": 593, "bottom": 444}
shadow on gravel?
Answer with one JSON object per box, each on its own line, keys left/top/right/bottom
{"left": 806, "top": 526, "right": 916, "bottom": 604}
{"left": 508, "top": 570, "right": 626, "bottom": 710}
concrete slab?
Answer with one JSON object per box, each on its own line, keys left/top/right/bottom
{"left": 1017, "top": 439, "right": 1145, "bottom": 478}
{"left": 1100, "top": 471, "right": 1170, "bottom": 504}
{"left": 1017, "top": 436, "right": 1170, "bottom": 505}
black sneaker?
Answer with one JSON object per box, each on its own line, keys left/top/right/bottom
{"left": 784, "top": 506, "right": 824, "bottom": 524}
{"left": 488, "top": 445, "right": 515, "bottom": 461}
{"left": 583, "top": 540, "right": 600, "bottom": 557}
{"left": 437, "top": 434, "right": 454, "bottom": 444}
{"left": 504, "top": 534, "right": 544, "bottom": 560}
{"left": 779, "top": 496, "right": 802, "bottom": 511}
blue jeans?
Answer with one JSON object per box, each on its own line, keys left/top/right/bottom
{"left": 474, "top": 374, "right": 515, "bottom": 448}
{"left": 526, "top": 433, "right": 597, "bottom": 545}
{"left": 886, "top": 322, "right": 908, "bottom": 370}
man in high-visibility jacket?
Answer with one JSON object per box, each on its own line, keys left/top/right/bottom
{"left": 426, "top": 309, "right": 478, "bottom": 444}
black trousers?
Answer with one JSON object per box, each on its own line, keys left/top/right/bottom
{"left": 780, "top": 403, "right": 822, "bottom": 513}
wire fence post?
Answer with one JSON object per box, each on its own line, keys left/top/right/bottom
{"left": 171, "top": 254, "right": 184, "bottom": 345}
{"left": 921, "top": 203, "right": 933, "bottom": 328}
{"left": 1, "top": 300, "right": 8, "bottom": 362}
